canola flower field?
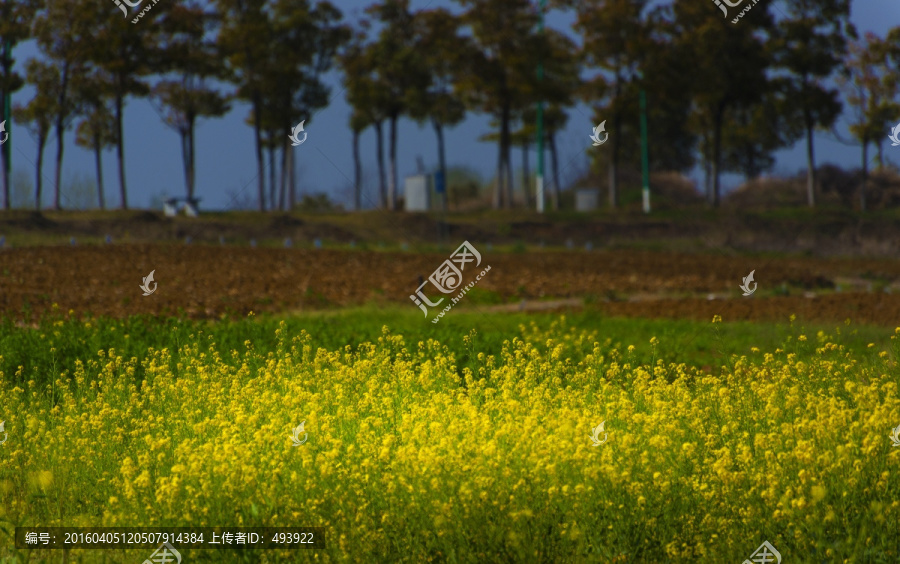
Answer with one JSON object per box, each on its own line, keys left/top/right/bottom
{"left": 0, "top": 309, "right": 898, "bottom": 563}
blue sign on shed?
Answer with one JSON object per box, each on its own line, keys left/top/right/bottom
{"left": 434, "top": 170, "right": 445, "bottom": 194}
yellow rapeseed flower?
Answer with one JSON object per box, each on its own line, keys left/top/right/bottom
{"left": 7, "top": 316, "right": 896, "bottom": 561}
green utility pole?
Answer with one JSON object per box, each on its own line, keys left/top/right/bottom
{"left": 640, "top": 88, "right": 650, "bottom": 213}
{"left": 535, "top": 0, "right": 546, "bottom": 213}
{"left": 3, "top": 40, "right": 10, "bottom": 194}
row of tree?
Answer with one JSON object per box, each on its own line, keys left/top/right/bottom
{"left": 0, "top": 0, "right": 346, "bottom": 212}
{"left": 0, "top": 0, "right": 898, "bottom": 213}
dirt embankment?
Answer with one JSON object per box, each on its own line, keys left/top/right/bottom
{"left": 1, "top": 209, "right": 900, "bottom": 258}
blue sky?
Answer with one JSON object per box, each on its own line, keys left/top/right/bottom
{"left": 5, "top": 0, "right": 900, "bottom": 211}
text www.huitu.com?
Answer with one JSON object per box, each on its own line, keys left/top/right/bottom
{"left": 431, "top": 265, "right": 491, "bottom": 324}
{"left": 731, "top": 0, "right": 760, "bottom": 23}
{"left": 132, "top": 0, "right": 161, "bottom": 24}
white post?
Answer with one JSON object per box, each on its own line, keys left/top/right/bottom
{"left": 536, "top": 175, "right": 544, "bottom": 213}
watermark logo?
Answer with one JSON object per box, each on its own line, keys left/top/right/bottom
{"left": 590, "top": 121, "right": 608, "bottom": 146}
{"left": 143, "top": 542, "right": 181, "bottom": 564}
{"left": 291, "top": 421, "right": 308, "bottom": 446}
{"left": 740, "top": 270, "right": 757, "bottom": 296}
{"left": 743, "top": 540, "right": 781, "bottom": 564}
{"left": 410, "top": 241, "right": 491, "bottom": 323}
{"left": 589, "top": 421, "right": 608, "bottom": 446}
{"left": 890, "top": 424, "right": 900, "bottom": 447}
{"left": 0, "top": 421, "right": 7, "bottom": 445}
{"left": 289, "top": 121, "right": 307, "bottom": 146}
{"left": 711, "top": 0, "right": 743, "bottom": 17}
{"left": 0, "top": 121, "right": 8, "bottom": 145}
{"left": 723, "top": 0, "right": 761, "bottom": 23}
{"left": 112, "top": 0, "right": 141, "bottom": 17}
{"left": 117, "top": 0, "right": 163, "bottom": 25}
{"left": 140, "top": 270, "right": 157, "bottom": 296}
{"left": 889, "top": 122, "right": 900, "bottom": 147}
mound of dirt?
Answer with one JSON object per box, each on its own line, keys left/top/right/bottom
{"left": 725, "top": 168, "right": 900, "bottom": 210}
{"left": 1, "top": 211, "right": 58, "bottom": 230}
{"left": 131, "top": 211, "right": 162, "bottom": 222}
{"left": 269, "top": 215, "right": 304, "bottom": 229}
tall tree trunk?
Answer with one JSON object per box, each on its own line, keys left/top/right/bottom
{"left": 710, "top": 106, "right": 724, "bottom": 207}
{"left": 279, "top": 138, "right": 288, "bottom": 211}
{"left": 115, "top": 92, "right": 127, "bottom": 210}
{"left": 0, "top": 40, "right": 16, "bottom": 211}
{"left": 35, "top": 137, "right": 47, "bottom": 210}
{"left": 388, "top": 114, "right": 398, "bottom": 211}
{"left": 93, "top": 138, "right": 105, "bottom": 210}
{"left": 494, "top": 134, "right": 502, "bottom": 209}
{"left": 1, "top": 56, "right": 9, "bottom": 209}
{"left": 433, "top": 119, "right": 446, "bottom": 212}
{"left": 746, "top": 149, "right": 757, "bottom": 181}
{"left": 522, "top": 140, "right": 531, "bottom": 209}
{"left": 252, "top": 98, "right": 265, "bottom": 212}
{"left": 352, "top": 128, "right": 361, "bottom": 211}
{"left": 186, "top": 117, "right": 196, "bottom": 200}
{"left": 501, "top": 151, "right": 511, "bottom": 209}
{"left": 505, "top": 152, "right": 513, "bottom": 208}
{"left": 289, "top": 146, "right": 296, "bottom": 210}
{"left": 876, "top": 141, "right": 883, "bottom": 171}
{"left": 805, "top": 113, "right": 815, "bottom": 207}
{"left": 375, "top": 120, "right": 387, "bottom": 209}
{"left": 549, "top": 130, "right": 560, "bottom": 211}
{"left": 704, "top": 159, "right": 712, "bottom": 202}
{"left": 860, "top": 140, "right": 868, "bottom": 212}
{"left": 701, "top": 131, "right": 711, "bottom": 203}
{"left": 607, "top": 149, "right": 617, "bottom": 209}
{"left": 268, "top": 142, "right": 276, "bottom": 212}
{"left": 1, "top": 128, "right": 8, "bottom": 209}
{"left": 52, "top": 127, "right": 64, "bottom": 210}
{"left": 500, "top": 104, "right": 513, "bottom": 208}
{"left": 702, "top": 159, "right": 710, "bottom": 203}
{"left": 53, "top": 64, "right": 69, "bottom": 211}
{"left": 180, "top": 130, "right": 191, "bottom": 200}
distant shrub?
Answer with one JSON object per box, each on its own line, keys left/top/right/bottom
{"left": 64, "top": 171, "right": 98, "bottom": 210}
{"left": 725, "top": 175, "right": 807, "bottom": 208}
{"left": 818, "top": 163, "right": 859, "bottom": 208}
{"left": 447, "top": 165, "right": 484, "bottom": 210}
{"left": 10, "top": 169, "right": 32, "bottom": 209}
{"left": 647, "top": 171, "right": 704, "bottom": 210}
{"left": 295, "top": 192, "right": 341, "bottom": 212}
{"left": 724, "top": 165, "right": 900, "bottom": 210}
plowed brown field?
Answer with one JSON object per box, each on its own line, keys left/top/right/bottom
{"left": 2, "top": 244, "right": 899, "bottom": 325}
